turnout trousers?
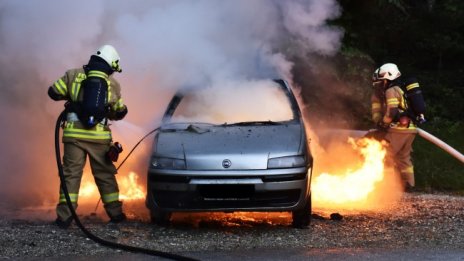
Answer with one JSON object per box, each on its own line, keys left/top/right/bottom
{"left": 384, "top": 132, "right": 417, "bottom": 187}
{"left": 56, "top": 140, "right": 123, "bottom": 222}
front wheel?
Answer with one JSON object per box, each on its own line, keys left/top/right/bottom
{"left": 150, "top": 209, "right": 172, "bottom": 226}
{"left": 292, "top": 194, "right": 311, "bottom": 229}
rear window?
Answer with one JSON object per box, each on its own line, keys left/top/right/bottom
{"left": 170, "top": 80, "right": 295, "bottom": 124}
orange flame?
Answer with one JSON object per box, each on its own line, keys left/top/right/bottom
{"left": 312, "top": 137, "right": 393, "bottom": 211}
{"left": 78, "top": 171, "right": 145, "bottom": 202}
{"left": 117, "top": 172, "right": 145, "bottom": 200}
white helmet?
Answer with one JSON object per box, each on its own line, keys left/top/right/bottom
{"left": 373, "top": 63, "right": 401, "bottom": 81}
{"left": 95, "top": 44, "right": 122, "bottom": 72}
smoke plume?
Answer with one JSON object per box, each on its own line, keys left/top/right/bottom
{"left": 0, "top": 0, "right": 343, "bottom": 208}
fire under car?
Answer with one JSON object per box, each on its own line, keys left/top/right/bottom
{"left": 146, "top": 79, "right": 313, "bottom": 228}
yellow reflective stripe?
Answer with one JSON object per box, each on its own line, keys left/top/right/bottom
{"left": 107, "top": 82, "right": 112, "bottom": 102}
{"left": 63, "top": 133, "right": 111, "bottom": 139}
{"left": 63, "top": 128, "right": 112, "bottom": 140}
{"left": 406, "top": 83, "right": 419, "bottom": 91}
{"left": 399, "top": 97, "right": 407, "bottom": 110}
{"left": 387, "top": 98, "right": 399, "bottom": 105}
{"left": 391, "top": 125, "right": 417, "bottom": 130}
{"left": 373, "top": 112, "right": 382, "bottom": 120}
{"left": 102, "top": 192, "right": 119, "bottom": 203}
{"left": 69, "top": 73, "right": 86, "bottom": 101}
{"left": 88, "top": 70, "right": 109, "bottom": 79}
{"left": 54, "top": 79, "right": 67, "bottom": 95}
{"left": 59, "top": 193, "right": 78, "bottom": 203}
{"left": 76, "top": 82, "right": 82, "bottom": 101}
{"left": 401, "top": 166, "right": 414, "bottom": 174}
{"left": 64, "top": 127, "right": 110, "bottom": 133}
{"left": 71, "top": 82, "right": 80, "bottom": 101}
{"left": 371, "top": 103, "right": 381, "bottom": 109}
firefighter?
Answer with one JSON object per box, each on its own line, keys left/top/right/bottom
{"left": 48, "top": 45, "right": 128, "bottom": 228}
{"left": 370, "top": 63, "right": 418, "bottom": 191}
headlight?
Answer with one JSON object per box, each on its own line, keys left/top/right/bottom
{"left": 151, "top": 157, "right": 186, "bottom": 170}
{"left": 267, "top": 156, "right": 306, "bottom": 169}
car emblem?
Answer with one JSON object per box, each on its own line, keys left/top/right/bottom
{"left": 222, "top": 159, "right": 232, "bottom": 168}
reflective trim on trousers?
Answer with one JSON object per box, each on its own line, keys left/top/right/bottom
{"left": 102, "top": 192, "right": 119, "bottom": 203}
{"left": 401, "top": 166, "right": 414, "bottom": 175}
{"left": 59, "top": 193, "right": 78, "bottom": 203}
{"left": 371, "top": 103, "right": 381, "bottom": 110}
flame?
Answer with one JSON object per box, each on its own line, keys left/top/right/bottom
{"left": 117, "top": 172, "right": 145, "bottom": 200}
{"left": 312, "top": 137, "right": 392, "bottom": 210}
{"left": 79, "top": 179, "right": 98, "bottom": 199}
{"left": 78, "top": 171, "right": 145, "bottom": 202}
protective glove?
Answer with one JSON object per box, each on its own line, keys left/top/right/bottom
{"left": 399, "top": 116, "right": 411, "bottom": 128}
{"left": 106, "top": 142, "right": 123, "bottom": 162}
{"left": 114, "top": 106, "right": 128, "bottom": 120}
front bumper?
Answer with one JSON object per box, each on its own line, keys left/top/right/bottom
{"left": 146, "top": 167, "right": 311, "bottom": 212}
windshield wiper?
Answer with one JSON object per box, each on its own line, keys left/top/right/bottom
{"left": 161, "top": 123, "right": 213, "bottom": 133}
{"left": 220, "top": 120, "right": 283, "bottom": 126}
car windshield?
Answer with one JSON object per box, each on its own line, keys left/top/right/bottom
{"left": 169, "top": 80, "right": 296, "bottom": 125}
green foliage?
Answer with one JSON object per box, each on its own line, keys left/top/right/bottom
{"left": 414, "top": 122, "right": 464, "bottom": 193}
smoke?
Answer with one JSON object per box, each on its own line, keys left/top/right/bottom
{"left": 171, "top": 80, "right": 294, "bottom": 124}
{"left": 0, "top": 0, "right": 343, "bottom": 209}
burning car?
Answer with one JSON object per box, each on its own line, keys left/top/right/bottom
{"left": 146, "top": 79, "right": 313, "bottom": 228}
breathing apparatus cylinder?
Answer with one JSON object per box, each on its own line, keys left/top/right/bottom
{"left": 402, "top": 78, "right": 426, "bottom": 124}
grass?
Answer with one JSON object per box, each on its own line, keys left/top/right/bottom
{"left": 413, "top": 121, "right": 464, "bottom": 193}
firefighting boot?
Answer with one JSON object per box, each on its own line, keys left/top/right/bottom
{"left": 104, "top": 201, "right": 126, "bottom": 223}
{"left": 55, "top": 217, "right": 73, "bottom": 229}
{"left": 109, "top": 213, "right": 127, "bottom": 223}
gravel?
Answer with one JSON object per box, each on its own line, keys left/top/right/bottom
{"left": 1, "top": 192, "right": 463, "bottom": 259}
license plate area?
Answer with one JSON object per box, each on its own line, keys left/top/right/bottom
{"left": 198, "top": 184, "right": 255, "bottom": 201}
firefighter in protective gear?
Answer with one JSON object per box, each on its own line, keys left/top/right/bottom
{"left": 48, "top": 44, "right": 128, "bottom": 228}
{"left": 371, "top": 63, "right": 418, "bottom": 190}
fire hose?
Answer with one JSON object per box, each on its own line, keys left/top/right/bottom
{"left": 416, "top": 128, "right": 464, "bottom": 164}
{"left": 366, "top": 127, "right": 464, "bottom": 163}
{"left": 55, "top": 110, "right": 198, "bottom": 261}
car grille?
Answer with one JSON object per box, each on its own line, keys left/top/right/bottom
{"left": 151, "top": 187, "right": 301, "bottom": 209}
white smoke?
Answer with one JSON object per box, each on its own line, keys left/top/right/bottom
{"left": 278, "top": 0, "right": 342, "bottom": 55}
{"left": 0, "top": 0, "right": 343, "bottom": 207}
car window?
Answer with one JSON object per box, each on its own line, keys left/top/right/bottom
{"left": 170, "top": 80, "right": 295, "bottom": 124}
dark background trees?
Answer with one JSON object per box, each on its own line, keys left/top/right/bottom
{"left": 338, "top": 0, "right": 464, "bottom": 123}
{"left": 292, "top": 0, "right": 464, "bottom": 191}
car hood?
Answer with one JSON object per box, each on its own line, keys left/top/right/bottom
{"left": 153, "top": 123, "right": 304, "bottom": 170}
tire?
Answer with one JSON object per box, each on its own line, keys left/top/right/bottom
{"left": 292, "top": 194, "right": 311, "bottom": 229}
{"left": 150, "top": 209, "right": 172, "bottom": 226}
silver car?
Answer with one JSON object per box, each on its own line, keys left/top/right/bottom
{"left": 146, "top": 79, "right": 312, "bottom": 228}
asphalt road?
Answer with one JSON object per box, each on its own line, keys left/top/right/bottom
{"left": 37, "top": 248, "right": 464, "bottom": 261}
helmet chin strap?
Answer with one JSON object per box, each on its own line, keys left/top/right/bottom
{"left": 111, "top": 60, "right": 122, "bottom": 73}
{"left": 382, "top": 79, "right": 388, "bottom": 89}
